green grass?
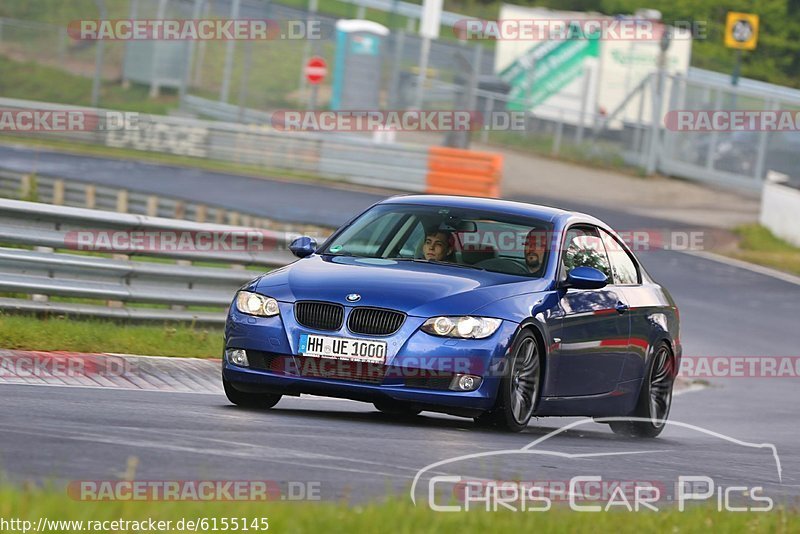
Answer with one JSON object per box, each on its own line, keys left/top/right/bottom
{"left": 0, "top": 484, "right": 797, "bottom": 533}
{"left": 730, "top": 224, "right": 800, "bottom": 276}
{"left": 0, "top": 56, "right": 176, "bottom": 114}
{"left": 0, "top": 314, "right": 223, "bottom": 358}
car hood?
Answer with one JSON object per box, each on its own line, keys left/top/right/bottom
{"left": 253, "top": 255, "right": 550, "bottom": 317}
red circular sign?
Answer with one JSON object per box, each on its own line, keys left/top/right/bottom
{"left": 305, "top": 56, "right": 327, "bottom": 85}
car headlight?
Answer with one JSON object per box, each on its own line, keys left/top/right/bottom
{"left": 235, "top": 291, "right": 280, "bottom": 317}
{"left": 421, "top": 316, "right": 502, "bottom": 339}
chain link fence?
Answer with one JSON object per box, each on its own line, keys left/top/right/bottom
{"left": 0, "top": 17, "right": 122, "bottom": 80}
{"left": 661, "top": 72, "right": 800, "bottom": 190}
{"left": 3, "top": 1, "right": 800, "bottom": 192}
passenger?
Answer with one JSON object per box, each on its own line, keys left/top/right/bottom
{"left": 423, "top": 229, "right": 455, "bottom": 262}
{"left": 524, "top": 229, "right": 548, "bottom": 276}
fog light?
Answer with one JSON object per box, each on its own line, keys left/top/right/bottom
{"left": 226, "top": 349, "right": 249, "bottom": 367}
{"left": 450, "top": 374, "right": 482, "bottom": 391}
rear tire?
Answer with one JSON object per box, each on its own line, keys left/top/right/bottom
{"left": 475, "top": 331, "right": 541, "bottom": 432}
{"left": 609, "top": 342, "right": 675, "bottom": 438}
{"left": 223, "top": 379, "right": 282, "bottom": 409}
{"left": 373, "top": 399, "right": 422, "bottom": 417}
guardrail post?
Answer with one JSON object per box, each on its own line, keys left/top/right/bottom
{"left": 146, "top": 196, "right": 159, "bottom": 217}
{"left": 172, "top": 260, "right": 192, "bottom": 311}
{"left": 31, "top": 245, "right": 54, "bottom": 303}
{"left": 195, "top": 204, "right": 207, "bottom": 223}
{"left": 20, "top": 174, "right": 31, "bottom": 199}
{"left": 174, "top": 200, "right": 186, "bottom": 219}
{"left": 111, "top": 192, "right": 130, "bottom": 308}
{"left": 108, "top": 250, "right": 129, "bottom": 308}
{"left": 228, "top": 212, "right": 241, "bottom": 226}
{"left": 85, "top": 185, "right": 96, "bottom": 209}
{"left": 116, "top": 190, "right": 129, "bottom": 213}
{"left": 215, "top": 210, "right": 226, "bottom": 224}
{"left": 241, "top": 214, "right": 252, "bottom": 227}
{"left": 52, "top": 179, "right": 65, "bottom": 205}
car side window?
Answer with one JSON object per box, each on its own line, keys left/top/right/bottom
{"left": 561, "top": 226, "right": 612, "bottom": 280}
{"left": 600, "top": 229, "right": 640, "bottom": 285}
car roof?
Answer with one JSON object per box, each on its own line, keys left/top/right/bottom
{"left": 381, "top": 194, "right": 585, "bottom": 225}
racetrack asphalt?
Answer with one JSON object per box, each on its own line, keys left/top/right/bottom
{"left": 1, "top": 145, "right": 799, "bottom": 507}
{"left": 0, "top": 145, "right": 384, "bottom": 228}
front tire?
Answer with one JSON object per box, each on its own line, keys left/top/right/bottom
{"left": 223, "top": 379, "right": 282, "bottom": 409}
{"left": 475, "top": 331, "right": 541, "bottom": 432}
{"left": 609, "top": 342, "right": 675, "bottom": 438}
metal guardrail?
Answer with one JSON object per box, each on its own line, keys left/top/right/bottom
{"left": 0, "top": 96, "right": 430, "bottom": 193}
{"left": 0, "top": 169, "right": 333, "bottom": 234}
{"left": 0, "top": 170, "right": 228, "bottom": 223}
{"left": 0, "top": 198, "right": 302, "bottom": 325}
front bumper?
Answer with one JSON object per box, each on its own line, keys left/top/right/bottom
{"left": 222, "top": 303, "right": 519, "bottom": 415}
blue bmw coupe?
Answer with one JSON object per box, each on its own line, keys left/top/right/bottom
{"left": 222, "top": 195, "right": 681, "bottom": 436}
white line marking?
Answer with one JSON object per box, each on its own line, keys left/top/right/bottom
{"left": 673, "top": 382, "right": 708, "bottom": 396}
{"left": 0, "top": 381, "right": 223, "bottom": 395}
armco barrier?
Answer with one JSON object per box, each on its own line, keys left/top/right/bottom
{"left": 425, "top": 147, "right": 502, "bottom": 198}
{"left": 0, "top": 198, "right": 303, "bottom": 324}
{"left": 1, "top": 97, "right": 504, "bottom": 198}
{"left": 0, "top": 170, "right": 332, "bottom": 235}
{"left": 0, "top": 96, "right": 429, "bottom": 192}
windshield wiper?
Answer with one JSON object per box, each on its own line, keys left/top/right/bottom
{"left": 387, "top": 258, "right": 486, "bottom": 271}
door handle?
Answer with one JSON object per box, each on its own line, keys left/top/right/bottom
{"left": 615, "top": 301, "right": 629, "bottom": 314}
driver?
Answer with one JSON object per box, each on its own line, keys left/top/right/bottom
{"left": 422, "top": 229, "right": 455, "bottom": 262}
{"left": 524, "top": 229, "right": 548, "bottom": 276}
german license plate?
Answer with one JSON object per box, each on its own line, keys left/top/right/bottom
{"left": 298, "top": 334, "right": 387, "bottom": 363}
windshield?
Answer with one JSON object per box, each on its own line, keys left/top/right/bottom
{"left": 320, "top": 203, "right": 554, "bottom": 277}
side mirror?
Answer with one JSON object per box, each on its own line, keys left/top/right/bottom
{"left": 564, "top": 266, "right": 608, "bottom": 290}
{"left": 289, "top": 236, "right": 317, "bottom": 258}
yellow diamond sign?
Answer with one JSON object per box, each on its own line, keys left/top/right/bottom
{"left": 725, "top": 12, "right": 759, "bottom": 50}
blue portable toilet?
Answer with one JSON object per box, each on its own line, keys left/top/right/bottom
{"left": 330, "top": 20, "right": 390, "bottom": 110}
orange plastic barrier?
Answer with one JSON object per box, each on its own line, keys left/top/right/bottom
{"left": 425, "top": 147, "right": 502, "bottom": 198}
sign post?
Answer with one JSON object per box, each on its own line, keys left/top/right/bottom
{"left": 413, "top": 0, "right": 443, "bottom": 109}
{"left": 724, "top": 11, "right": 759, "bottom": 86}
{"left": 305, "top": 56, "right": 327, "bottom": 110}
